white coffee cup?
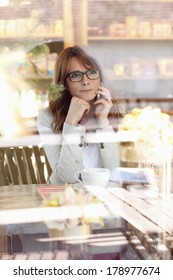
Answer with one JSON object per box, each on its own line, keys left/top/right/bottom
{"left": 75, "top": 168, "right": 110, "bottom": 187}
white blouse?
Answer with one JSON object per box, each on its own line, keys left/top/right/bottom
{"left": 82, "top": 144, "right": 102, "bottom": 169}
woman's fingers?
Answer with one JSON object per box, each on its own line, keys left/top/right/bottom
{"left": 73, "top": 97, "right": 90, "bottom": 112}
{"left": 96, "top": 86, "right": 112, "bottom": 101}
{"left": 94, "top": 99, "right": 112, "bottom": 105}
{"left": 65, "top": 97, "right": 90, "bottom": 125}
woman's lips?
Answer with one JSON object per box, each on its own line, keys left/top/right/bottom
{"left": 80, "top": 89, "right": 92, "bottom": 93}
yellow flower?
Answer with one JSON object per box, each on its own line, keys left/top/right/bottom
{"left": 47, "top": 199, "right": 59, "bottom": 207}
{"left": 119, "top": 106, "right": 173, "bottom": 144}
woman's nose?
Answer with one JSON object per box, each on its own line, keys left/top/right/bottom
{"left": 82, "top": 73, "right": 90, "bottom": 85}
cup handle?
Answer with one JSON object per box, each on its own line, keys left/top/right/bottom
{"left": 75, "top": 171, "right": 83, "bottom": 184}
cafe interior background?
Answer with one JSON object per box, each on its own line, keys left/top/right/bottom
{"left": 1, "top": 0, "right": 173, "bottom": 260}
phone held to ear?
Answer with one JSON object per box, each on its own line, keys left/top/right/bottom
{"left": 96, "top": 84, "right": 105, "bottom": 100}
{"left": 97, "top": 94, "right": 107, "bottom": 100}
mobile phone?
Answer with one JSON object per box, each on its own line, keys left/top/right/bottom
{"left": 96, "top": 83, "right": 104, "bottom": 100}
{"left": 97, "top": 94, "right": 107, "bottom": 100}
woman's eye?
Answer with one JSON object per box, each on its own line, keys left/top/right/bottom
{"left": 71, "top": 72, "right": 81, "bottom": 78}
{"left": 89, "top": 69, "right": 97, "bottom": 74}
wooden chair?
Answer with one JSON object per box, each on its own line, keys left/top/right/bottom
{"left": 0, "top": 145, "right": 52, "bottom": 255}
{"left": 0, "top": 145, "right": 52, "bottom": 186}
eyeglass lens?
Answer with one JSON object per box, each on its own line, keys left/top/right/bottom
{"left": 68, "top": 69, "right": 99, "bottom": 82}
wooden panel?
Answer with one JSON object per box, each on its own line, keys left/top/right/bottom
{"left": 4, "top": 148, "right": 19, "bottom": 185}
{"left": 22, "top": 147, "right": 37, "bottom": 184}
{"left": 33, "top": 146, "right": 46, "bottom": 184}
{"left": 0, "top": 148, "right": 10, "bottom": 186}
{"left": 86, "top": 185, "right": 163, "bottom": 234}
{"left": 13, "top": 147, "right": 28, "bottom": 185}
{"left": 0, "top": 250, "right": 69, "bottom": 260}
{"left": 73, "top": 0, "right": 88, "bottom": 45}
{"left": 109, "top": 188, "right": 173, "bottom": 234}
{"left": 63, "top": 0, "right": 74, "bottom": 47}
{"left": 0, "top": 145, "right": 52, "bottom": 185}
{"left": 41, "top": 146, "right": 52, "bottom": 178}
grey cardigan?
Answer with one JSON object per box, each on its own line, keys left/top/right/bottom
{"left": 37, "top": 109, "right": 119, "bottom": 184}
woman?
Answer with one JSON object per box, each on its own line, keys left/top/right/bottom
{"left": 37, "top": 45, "right": 120, "bottom": 184}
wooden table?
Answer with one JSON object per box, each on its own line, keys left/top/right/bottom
{"left": 0, "top": 184, "right": 127, "bottom": 259}
{"left": 86, "top": 184, "right": 173, "bottom": 259}
{"left": 0, "top": 184, "right": 50, "bottom": 254}
{"left": 0, "top": 183, "right": 172, "bottom": 259}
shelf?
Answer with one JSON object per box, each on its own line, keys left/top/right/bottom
{"left": 88, "top": 36, "right": 173, "bottom": 41}
{"left": 0, "top": 35, "right": 63, "bottom": 40}
{"left": 88, "top": 0, "right": 173, "bottom": 2}
{"left": 109, "top": 76, "right": 173, "bottom": 81}
{"left": 105, "top": 70, "right": 173, "bottom": 81}
{"left": 1, "top": 35, "right": 173, "bottom": 43}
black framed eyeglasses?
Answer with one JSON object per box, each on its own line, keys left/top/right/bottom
{"left": 66, "top": 69, "right": 100, "bottom": 82}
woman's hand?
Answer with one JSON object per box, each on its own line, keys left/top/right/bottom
{"left": 93, "top": 86, "right": 113, "bottom": 128}
{"left": 65, "top": 96, "right": 90, "bottom": 126}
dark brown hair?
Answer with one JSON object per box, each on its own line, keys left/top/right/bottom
{"left": 49, "top": 45, "right": 103, "bottom": 132}
{"left": 49, "top": 45, "right": 123, "bottom": 132}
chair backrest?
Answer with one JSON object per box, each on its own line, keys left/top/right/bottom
{"left": 0, "top": 145, "right": 52, "bottom": 185}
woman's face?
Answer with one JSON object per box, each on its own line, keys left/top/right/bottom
{"left": 65, "top": 57, "right": 101, "bottom": 102}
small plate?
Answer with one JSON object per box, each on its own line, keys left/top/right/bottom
{"left": 127, "top": 184, "right": 159, "bottom": 199}
{"left": 37, "top": 185, "right": 65, "bottom": 201}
